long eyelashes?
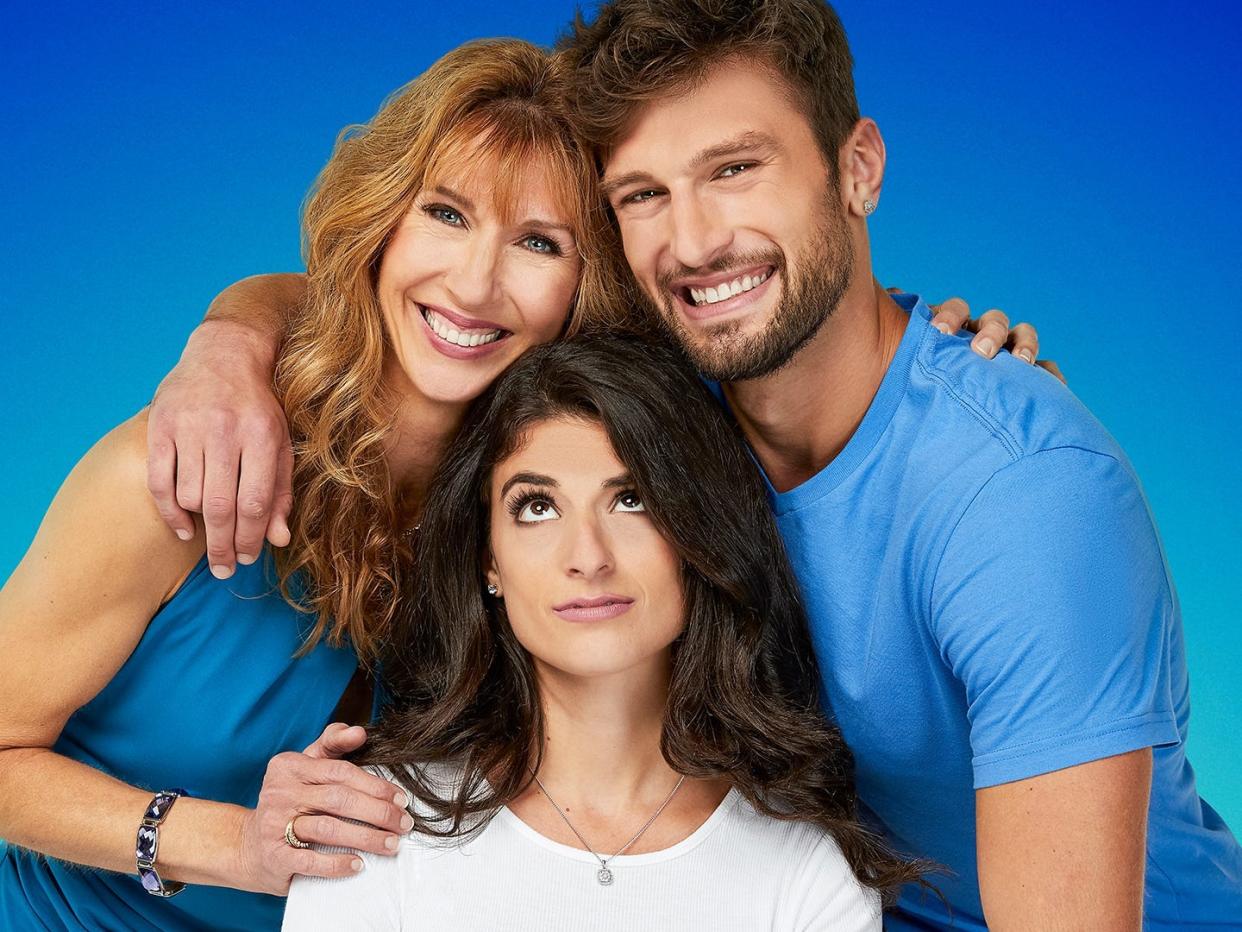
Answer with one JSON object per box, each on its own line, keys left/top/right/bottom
{"left": 507, "top": 489, "right": 554, "bottom": 521}
{"left": 505, "top": 488, "right": 645, "bottom": 523}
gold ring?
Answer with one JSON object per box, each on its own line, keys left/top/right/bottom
{"left": 284, "top": 817, "right": 310, "bottom": 849}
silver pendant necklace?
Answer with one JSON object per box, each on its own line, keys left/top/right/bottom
{"left": 530, "top": 772, "right": 687, "bottom": 886}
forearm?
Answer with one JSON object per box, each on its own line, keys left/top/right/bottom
{"left": 192, "top": 272, "right": 308, "bottom": 371}
{"left": 0, "top": 746, "right": 249, "bottom": 889}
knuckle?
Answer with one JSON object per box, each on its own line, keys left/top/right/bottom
{"left": 205, "top": 411, "right": 239, "bottom": 443}
{"left": 176, "top": 491, "right": 203, "bottom": 511}
{"left": 203, "top": 496, "right": 237, "bottom": 520}
{"left": 269, "top": 751, "right": 299, "bottom": 774}
{"left": 323, "top": 786, "right": 350, "bottom": 813}
{"left": 238, "top": 497, "right": 270, "bottom": 520}
{"left": 206, "top": 542, "right": 234, "bottom": 562}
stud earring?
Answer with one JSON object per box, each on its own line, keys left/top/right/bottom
{"left": 863, "top": 198, "right": 876, "bottom": 216}
{"left": 486, "top": 583, "right": 499, "bottom": 597}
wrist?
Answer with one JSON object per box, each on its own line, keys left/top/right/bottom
{"left": 185, "top": 318, "right": 278, "bottom": 374}
{"left": 155, "top": 798, "right": 253, "bottom": 889}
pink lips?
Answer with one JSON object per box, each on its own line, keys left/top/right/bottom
{"left": 416, "top": 302, "right": 509, "bottom": 361}
{"left": 552, "top": 594, "right": 635, "bottom": 622}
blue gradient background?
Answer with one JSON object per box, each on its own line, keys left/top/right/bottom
{"left": 2, "top": 0, "right": 1238, "bottom": 834}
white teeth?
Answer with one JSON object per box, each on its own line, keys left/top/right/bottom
{"left": 687, "top": 269, "right": 772, "bottom": 306}
{"left": 423, "top": 308, "right": 502, "bottom": 348}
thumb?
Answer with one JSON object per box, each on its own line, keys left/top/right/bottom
{"left": 303, "top": 722, "right": 367, "bottom": 759}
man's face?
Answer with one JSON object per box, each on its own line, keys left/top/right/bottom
{"left": 602, "top": 59, "right": 855, "bottom": 381}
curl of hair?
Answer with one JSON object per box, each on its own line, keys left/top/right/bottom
{"left": 361, "top": 333, "right": 932, "bottom": 903}
{"left": 273, "top": 39, "right": 628, "bottom": 663}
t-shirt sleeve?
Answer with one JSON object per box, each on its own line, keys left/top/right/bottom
{"left": 932, "top": 446, "right": 1180, "bottom": 789}
{"left": 281, "top": 844, "right": 404, "bottom": 931}
{"left": 777, "top": 832, "right": 882, "bottom": 931}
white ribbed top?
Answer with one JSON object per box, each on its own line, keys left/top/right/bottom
{"left": 283, "top": 786, "right": 881, "bottom": 930}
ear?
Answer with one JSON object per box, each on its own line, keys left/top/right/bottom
{"left": 838, "top": 118, "right": 886, "bottom": 218}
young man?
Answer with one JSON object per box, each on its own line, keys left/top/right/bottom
{"left": 548, "top": 1, "right": 1241, "bottom": 928}
{"left": 146, "top": 1, "right": 1240, "bottom": 927}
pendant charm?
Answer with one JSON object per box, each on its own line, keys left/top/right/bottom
{"left": 596, "top": 866, "right": 614, "bottom": 886}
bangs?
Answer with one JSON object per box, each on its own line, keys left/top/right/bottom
{"left": 422, "top": 110, "right": 586, "bottom": 236}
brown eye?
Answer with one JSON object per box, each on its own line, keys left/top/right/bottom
{"left": 615, "top": 491, "right": 645, "bottom": 513}
{"left": 516, "top": 497, "right": 559, "bottom": 524}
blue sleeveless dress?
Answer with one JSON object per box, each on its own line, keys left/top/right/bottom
{"left": 0, "top": 552, "right": 358, "bottom": 931}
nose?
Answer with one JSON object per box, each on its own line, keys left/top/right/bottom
{"left": 564, "top": 513, "right": 614, "bottom": 581}
{"left": 668, "top": 191, "right": 733, "bottom": 271}
{"left": 443, "top": 235, "right": 502, "bottom": 311}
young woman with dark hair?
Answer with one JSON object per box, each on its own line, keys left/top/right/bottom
{"left": 282, "top": 333, "right": 929, "bottom": 929}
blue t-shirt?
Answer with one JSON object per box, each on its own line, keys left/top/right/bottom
{"left": 761, "top": 295, "right": 1241, "bottom": 929}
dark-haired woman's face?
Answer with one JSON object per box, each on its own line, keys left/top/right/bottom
{"left": 486, "top": 416, "right": 685, "bottom": 681}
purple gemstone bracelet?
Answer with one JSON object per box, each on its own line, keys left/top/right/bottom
{"left": 136, "top": 789, "right": 187, "bottom": 897}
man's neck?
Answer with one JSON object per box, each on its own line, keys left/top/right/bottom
{"left": 722, "top": 278, "right": 910, "bottom": 493}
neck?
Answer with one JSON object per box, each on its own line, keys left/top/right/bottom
{"left": 722, "top": 277, "right": 909, "bottom": 492}
{"left": 530, "top": 654, "right": 677, "bottom": 807}
{"left": 380, "top": 356, "right": 468, "bottom": 525}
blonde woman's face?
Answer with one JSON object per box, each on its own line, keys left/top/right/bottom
{"left": 377, "top": 159, "right": 582, "bottom": 407}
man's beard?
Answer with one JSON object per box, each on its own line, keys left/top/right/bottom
{"left": 642, "top": 199, "right": 854, "bottom": 382}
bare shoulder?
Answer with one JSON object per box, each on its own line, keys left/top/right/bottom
{"left": 15, "top": 409, "right": 204, "bottom": 604}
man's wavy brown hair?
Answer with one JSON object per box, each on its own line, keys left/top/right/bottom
{"left": 273, "top": 39, "right": 625, "bottom": 663}
{"left": 558, "top": 0, "right": 860, "bottom": 178}
{"left": 362, "top": 333, "right": 933, "bottom": 904}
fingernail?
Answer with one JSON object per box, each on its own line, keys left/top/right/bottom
{"left": 175, "top": 528, "right": 193, "bottom": 541}
{"left": 351, "top": 858, "right": 364, "bottom": 872}
{"left": 393, "top": 792, "right": 409, "bottom": 808}
{"left": 384, "top": 834, "right": 400, "bottom": 851}
{"left": 1017, "top": 349, "right": 1034, "bottom": 364}
{"left": 974, "top": 337, "right": 996, "bottom": 357}
{"left": 237, "top": 553, "right": 257, "bottom": 566}
{"left": 934, "top": 323, "right": 953, "bottom": 336}
{"left": 400, "top": 814, "right": 414, "bottom": 832}
{"left": 210, "top": 564, "right": 234, "bottom": 580}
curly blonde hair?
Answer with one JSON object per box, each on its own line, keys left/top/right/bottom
{"left": 274, "top": 39, "right": 623, "bottom": 663}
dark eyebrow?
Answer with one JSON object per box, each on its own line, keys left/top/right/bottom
{"left": 431, "top": 185, "right": 475, "bottom": 210}
{"left": 500, "top": 471, "right": 557, "bottom": 498}
{"left": 601, "top": 130, "right": 781, "bottom": 201}
{"left": 688, "top": 130, "right": 781, "bottom": 170}
{"left": 499, "top": 471, "right": 633, "bottom": 498}
{"left": 602, "top": 473, "right": 634, "bottom": 490}
{"left": 600, "top": 170, "right": 657, "bottom": 202}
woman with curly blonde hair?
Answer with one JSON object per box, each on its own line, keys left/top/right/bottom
{"left": 0, "top": 38, "right": 622, "bottom": 931}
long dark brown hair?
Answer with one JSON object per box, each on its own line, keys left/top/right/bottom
{"left": 362, "top": 332, "right": 929, "bottom": 902}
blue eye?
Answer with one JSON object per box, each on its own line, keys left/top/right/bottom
{"left": 719, "top": 163, "right": 753, "bottom": 178}
{"left": 521, "top": 234, "right": 562, "bottom": 256}
{"left": 426, "top": 205, "right": 465, "bottom": 226}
